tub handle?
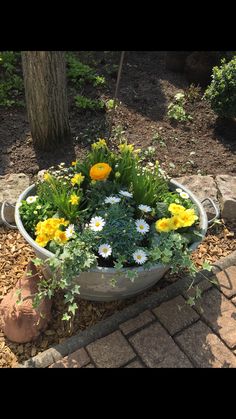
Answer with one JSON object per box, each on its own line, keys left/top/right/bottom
{"left": 201, "top": 198, "right": 220, "bottom": 226}
{"left": 0, "top": 201, "right": 18, "bottom": 229}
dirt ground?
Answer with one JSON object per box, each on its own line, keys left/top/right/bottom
{"left": 0, "top": 51, "right": 236, "bottom": 367}
{"left": 0, "top": 51, "right": 235, "bottom": 179}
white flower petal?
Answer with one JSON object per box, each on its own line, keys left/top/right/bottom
{"left": 135, "top": 219, "right": 150, "bottom": 234}
{"left": 98, "top": 243, "right": 112, "bottom": 258}
{"left": 132, "top": 250, "right": 147, "bottom": 265}
{"left": 89, "top": 216, "right": 106, "bottom": 231}
{"left": 104, "top": 196, "right": 121, "bottom": 204}
{"left": 138, "top": 204, "right": 152, "bottom": 213}
{"left": 176, "top": 188, "right": 183, "bottom": 194}
{"left": 65, "top": 224, "right": 75, "bottom": 239}
{"left": 119, "top": 190, "right": 133, "bottom": 198}
{"left": 26, "top": 195, "right": 38, "bottom": 204}
{"left": 180, "top": 192, "right": 189, "bottom": 199}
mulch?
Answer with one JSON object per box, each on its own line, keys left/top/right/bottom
{"left": 0, "top": 219, "right": 236, "bottom": 368}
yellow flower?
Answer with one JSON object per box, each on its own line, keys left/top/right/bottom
{"left": 69, "top": 194, "right": 80, "bottom": 205}
{"left": 43, "top": 172, "right": 52, "bottom": 182}
{"left": 178, "top": 209, "right": 198, "bottom": 227}
{"left": 118, "top": 143, "right": 134, "bottom": 153}
{"left": 35, "top": 218, "right": 69, "bottom": 246}
{"left": 169, "top": 216, "right": 184, "bottom": 230}
{"left": 155, "top": 218, "right": 173, "bottom": 233}
{"left": 91, "top": 138, "right": 107, "bottom": 150}
{"left": 35, "top": 235, "right": 49, "bottom": 247}
{"left": 54, "top": 230, "right": 68, "bottom": 244}
{"left": 71, "top": 173, "right": 85, "bottom": 186}
{"left": 90, "top": 163, "right": 112, "bottom": 181}
{"left": 168, "top": 203, "right": 186, "bottom": 215}
{"left": 71, "top": 161, "right": 77, "bottom": 166}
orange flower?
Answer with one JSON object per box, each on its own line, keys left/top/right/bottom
{"left": 89, "top": 163, "right": 112, "bottom": 181}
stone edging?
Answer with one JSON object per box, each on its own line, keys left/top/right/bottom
{"left": 18, "top": 250, "right": 236, "bottom": 368}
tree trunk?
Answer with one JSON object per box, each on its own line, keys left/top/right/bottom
{"left": 21, "top": 51, "right": 71, "bottom": 151}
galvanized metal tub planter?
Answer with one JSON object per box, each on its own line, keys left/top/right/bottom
{"left": 12, "top": 179, "right": 218, "bottom": 301}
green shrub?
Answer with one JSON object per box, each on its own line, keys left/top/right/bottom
{"left": 66, "top": 53, "right": 106, "bottom": 87}
{"left": 0, "top": 51, "right": 24, "bottom": 107}
{"left": 75, "top": 95, "right": 105, "bottom": 111}
{"left": 167, "top": 93, "right": 193, "bottom": 122}
{"left": 204, "top": 56, "right": 236, "bottom": 119}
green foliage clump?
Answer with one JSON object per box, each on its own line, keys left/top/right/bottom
{"left": 0, "top": 51, "right": 24, "bottom": 107}
{"left": 204, "top": 56, "right": 236, "bottom": 119}
{"left": 19, "top": 200, "right": 55, "bottom": 237}
{"left": 66, "top": 53, "right": 106, "bottom": 87}
{"left": 167, "top": 92, "right": 193, "bottom": 122}
{"left": 74, "top": 95, "right": 105, "bottom": 111}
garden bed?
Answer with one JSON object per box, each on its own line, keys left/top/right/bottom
{"left": 0, "top": 51, "right": 235, "bottom": 179}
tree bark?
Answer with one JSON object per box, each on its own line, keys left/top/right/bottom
{"left": 21, "top": 51, "right": 71, "bottom": 151}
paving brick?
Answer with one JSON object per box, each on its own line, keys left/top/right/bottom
{"left": 86, "top": 330, "right": 135, "bottom": 368}
{"left": 183, "top": 279, "right": 213, "bottom": 299}
{"left": 49, "top": 348, "right": 90, "bottom": 368}
{"left": 194, "top": 287, "right": 236, "bottom": 349}
{"left": 84, "top": 364, "right": 95, "bottom": 368}
{"left": 125, "top": 360, "right": 144, "bottom": 368}
{"left": 129, "top": 322, "right": 193, "bottom": 368}
{"left": 231, "top": 296, "right": 236, "bottom": 306}
{"left": 175, "top": 320, "right": 236, "bottom": 368}
{"left": 215, "top": 266, "right": 236, "bottom": 298}
{"left": 119, "top": 310, "right": 155, "bottom": 335}
{"left": 153, "top": 295, "right": 199, "bottom": 335}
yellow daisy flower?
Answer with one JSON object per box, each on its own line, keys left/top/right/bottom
{"left": 178, "top": 209, "right": 198, "bottom": 227}
{"left": 155, "top": 218, "right": 173, "bottom": 233}
{"left": 69, "top": 194, "right": 80, "bottom": 205}
{"left": 71, "top": 172, "right": 85, "bottom": 186}
{"left": 168, "top": 203, "right": 186, "bottom": 215}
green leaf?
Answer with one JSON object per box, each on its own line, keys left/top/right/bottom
{"left": 68, "top": 303, "right": 78, "bottom": 316}
{"left": 109, "top": 278, "right": 117, "bottom": 287}
{"left": 125, "top": 269, "right": 139, "bottom": 282}
{"left": 71, "top": 285, "right": 80, "bottom": 295}
{"left": 62, "top": 313, "right": 71, "bottom": 321}
{"left": 186, "top": 296, "right": 196, "bottom": 307}
{"left": 31, "top": 258, "right": 44, "bottom": 267}
{"left": 26, "top": 270, "right": 33, "bottom": 276}
{"left": 202, "top": 261, "right": 212, "bottom": 272}
{"left": 64, "top": 293, "right": 74, "bottom": 304}
{"left": 114, "top": 261, "right": 123, "bottom": 270}
{"left": 195, "top": 285, "right": 202, "bottom": 299}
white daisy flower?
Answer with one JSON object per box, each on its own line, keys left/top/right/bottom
{"left": 180, "top": 192, "right": 189, "bottom": 199}
{"left": 98, "top": 243, "right": 112, "bottom": 258}
{"left": 135, "top": 219, "right": 150, "bottom": 234}
{"left": 138, "top": 204, "right": 152, "bottom": 213}
{"left": 89, "top": 216, "right": 106, "bottom": 231}
{"left": 16, "top": 202, "right": 22, "bottom": 209}
{"left": 176, "top": 188, "right": 183, "bottom": 194}
{"left": 65, "top": 224, "right": 75, "bottom": 239}
{"left": 119, "top": 190, "right": 133, "bottom": 198}
{"left": 133, "top": 249, "right": 148, "bottom": 265}
{"left": 104, "top": 196, "right": 121, "bottom": 204}
{"left": 26, "top": 195, "right": 38, "bottom": 204}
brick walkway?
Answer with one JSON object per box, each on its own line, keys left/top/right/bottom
{"left": 47, "top": 265, "right": 236, "bottom": 368}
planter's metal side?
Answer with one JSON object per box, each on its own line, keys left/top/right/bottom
{"left": 15, "top": 180, "right": 208, "bottom": 301}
